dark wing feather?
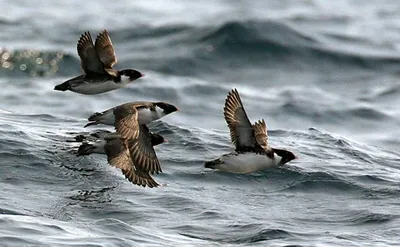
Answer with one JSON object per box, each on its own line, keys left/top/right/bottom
{"left": 128, "top": 125, "right": 162, "bottom": 175}
{"left": 76, "top": 31, "right": 105, "bottom": 74}
{"left": 123, "top": 168, "right": 159, "bottom": 188}
{"left": 104, "top": 138, "right": 158, "bottom": 188}
{"left": 252, "top": 119, "right": 273, "bottom": 156}
{"left": 104, "top": 138, "right": 133, "bottom": 173}
{"left": 113, "top": 104, "right": 140, "bottom": 140}
{"left": 95, "top": 30, "right": 117, "bottom": 68}
{"left": 223, "top": 88, "right": 257, "bottom": 150}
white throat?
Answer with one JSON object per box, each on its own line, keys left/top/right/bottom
{"left": 137, "top": 106, "right": 166, "bottom": 125}
{"left": 120, "top": 75, "right": 132, "bottom": 85}
{"left": 155, "top": 106, "right": 166, "bottom": 118}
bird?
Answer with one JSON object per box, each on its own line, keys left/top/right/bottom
{"left": 84, "top": 101, "right": 179, "bottom": 128}
{"left": 77, "top": 127, "right": 166, "bottom": 188}
{"left": 205, "top": 88, "right": 296, "bottom": 173}
{"left": 54, "top": 30, "right": 144, "bottom": 95}
{"left": 77, "top": 100, "right": 177, "bottom": 187}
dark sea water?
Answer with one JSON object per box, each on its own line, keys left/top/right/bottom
{"left": 1, "top": 1, "right": 400, "bottom": 246}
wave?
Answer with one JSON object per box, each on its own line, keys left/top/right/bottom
{"left": 338, "top": 210, "right": 396, "bottom": 225}
{"left": 0, "top": 109, "right": 399, "bottom": 246}
{"left": 280, "top": 93, "right": 395, "bottom": 124}
{"left": 2, "top": 20, "right": 400, "bottom": 78}
{"left": 198, "top": 20, "right": 318, "bottom": 54}
{"left": 195, "top": 20, "right": 400, "bottom": 70}
{"left": 180, "top": 224, "right": 295, "bottom": 244}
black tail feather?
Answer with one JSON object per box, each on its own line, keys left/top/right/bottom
{"left": 204, "top": 158, "right": 223, "bottom": 169}
{"left": 54, "top": 82, "right": 70, "bottom": 91}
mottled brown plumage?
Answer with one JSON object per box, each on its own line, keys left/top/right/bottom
{"left": 94, "top": 29, "right": 118, "bottom": 77}
{"left": 105, "top": 104, "right": 166, "bottom": 187}
{"left": 223, "top": 88, "right": 255, "bottom": 149}
{"left": 113, "top": 103, "right": 141, "bottom": 140}
{"left": 77, "top": 30, "right": 119, "bottom": 77}
{"left": 77, "top": 31, "right": 105, "bottom": 74}
{"left": 223, "top": 88, "right": 272, "bottom": 156}
{"left": 104, "top": 137, "right": 159, "bottom": 188}
{"left": 127, "top": 125, "right": 162, "bottom": 175}
{"left": 252, "top": 119, "right": 272, "bottom": 155}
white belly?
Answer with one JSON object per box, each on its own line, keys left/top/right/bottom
{"left": 71, "top": 80, "right": 124, "bottom": 95}
{"left": 96, "top": 108, "right": 159, "bottom": 126}
{"left": 219, "top": 153, "right": 281, "bottom": 174}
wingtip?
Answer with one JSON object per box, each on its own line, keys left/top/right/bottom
{"left": 230, "top": 88, "right": 239, "bottom": 96}
{"left": 255, "top": 119, "right": 266, "bottom": 126}
{"left": 226, "top": 88, "right": 241, "bottom": 102}
{"left": 77, "top": 31, "right": 93, "bottom": 48}
{"left": 80, "top": 31, "right": 91, "bottom": 39}
{"left": 224, "top": 88, "right": 243, "bottom": 116}
{"left": 97, "top": 29, "right": 109, "bottom": 38}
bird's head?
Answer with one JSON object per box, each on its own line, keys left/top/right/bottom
{"left": 120, "top": 69, "right": 144, "bottom": 81}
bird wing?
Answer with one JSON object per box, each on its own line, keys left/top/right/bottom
{"left": 127, "top": 124, "right": 162, "bottom": 175}
{"left": 76, "top": 31, "right": 105, "bottom": 74}
{"left": 104, "top": 138, "right": 158, "bottom": 188}
{"left": 113, "top": 103, "right": 140, "bottom": 140}
{"left": 223, "top": 88, "right": 257, "bottom": 151}
{"left": 252, "top": 119, "right": 273, "bottom": 156}
{"left": 95, "top": 30, "right": 117, "bottom": 68}
{"left": 94, "top": 30, "right": 119, "bottom": 77}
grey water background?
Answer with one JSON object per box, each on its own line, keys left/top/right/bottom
{"left": 0, "top": 0, "right": 400, "bottom": 246}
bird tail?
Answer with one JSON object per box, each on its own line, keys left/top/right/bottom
{"left": 54, "top": 81, "right": 70, "bottom": 91}
{"left": 77, "top": 143, "right": 95, "bottom": 156}
{"left": 204, "top": 158, "right": 223, "bottom": 169}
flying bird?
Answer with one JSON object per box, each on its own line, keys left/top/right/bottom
{"left": 84, "top": 101, "right": 179, "bottom": 128}
{"left": 77, "top": 127, "right": 166, "bottom": 188}
{"left": 54, "top": 30, "right": 144, "bottom": 95}
{"left": 205, "top": 88, "right": 296, "bottom": 173}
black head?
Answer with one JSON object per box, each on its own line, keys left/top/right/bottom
{"left": 272, "top": 148, "right": 297, "bottom": 166}
{"left": 155, "top": 102, "right": 180, "bottom": 115}
{"left": 120, "top": 69, "right": 144, "bottom": 81}
{"left": 150, "top": 132, "right": 166, "bottom": 146}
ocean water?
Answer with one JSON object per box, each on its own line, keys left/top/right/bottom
{"left": 1, "top": 0, "right": 400, "bottom": 246}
